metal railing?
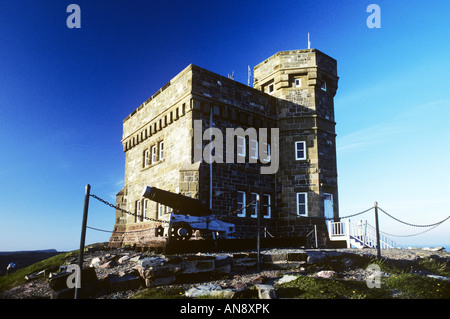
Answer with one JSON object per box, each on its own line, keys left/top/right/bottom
{"left": 328, "top": 220, "right": 402, "bottom": 249}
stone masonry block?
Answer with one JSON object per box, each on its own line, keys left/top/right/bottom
{"left": 182, "top": 255, "right": 216, "bottom": 274}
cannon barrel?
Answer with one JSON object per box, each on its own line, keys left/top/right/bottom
{"left": 142, "top": 186, "right": 212, "bottom": 216}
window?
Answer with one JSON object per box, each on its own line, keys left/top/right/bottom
{"left": 237, "top": 191, "right": 246, "bottom": 217}
{"left": 250, "top": 139, "right": 258, "bottom": 161}
{"left": 267, "top": 83, "right": 274, "bottom": 94}
{"left": 135, "top": 200, "right": 141, "bottom": 222}
{"left": 158, "top": 203, "right": 164, "bottom": 219}
{"left": 143, "top": 199, "right": 147, "bottom": 220}
{"left": 295, "top": 141, "right": 306, "bottom": 160}
{"left": 159, "top": 142, "right": 164, "bottom": 160}
{"left": 250, "top": 193, "right": 259, "bottom": 218}
{"left": 297, "top": 193, "right": 308, "bottom": 216}
{"left": 320, "top": 80, "right": 327, "bottom": 91}
{"left": 151, "top": 145, "right": 157, "bottom": 163}
{"left": 294, "top": 78, "right": 301, "bottom": 88}
{"left": 167, "top": 206, "right": 172, "bottom": 214}
{"left": 262, "top": 194, "right": 271, "bottom": 219}
{"left": 237, "top": 136, "right": 246, "bottom": 157}
{"left": 143, "top": 150, "right": 150, "bottom": 167}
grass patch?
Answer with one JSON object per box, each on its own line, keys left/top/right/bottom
{"left": 132, "top": 287, "right": 186, "bottom": 299}
{"left": 276, "top": 265, "right": 449, "bottom": 299}
{"left": 276, "top": 276, "right": 390, "bottom": 299}
{"left": 416, "top": 257, "right": 449, "bottom": 277}
{"left": 0, "top": 251, "right": 79, "bottom": 294}
{"left": 384, "top": 272, "right": 449, "bottom": 299}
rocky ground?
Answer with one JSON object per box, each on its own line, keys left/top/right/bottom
{"left": 1, "top": 245, "right": 448, "bottom": 299}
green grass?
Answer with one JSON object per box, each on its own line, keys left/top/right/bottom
{"left": 416, "top": 257, "right": 449, "bottom": 277}
{"left": 132, "top": 287, "right": 186, "bottom": 299}
{"left": 0, "top": 251, "right": 79, "bottom": 294}
{"left": 275, "top": 276, "right": 390, "bottom": 299}
{"left": 275, "top": 255, "right": 449, "bottom": 299}
{"left": 384, "top": 272, "right": 449, "bottom": 299}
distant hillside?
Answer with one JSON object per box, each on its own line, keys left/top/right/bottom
{"left": 0, "top": 250, "right": 61, "bottom": 276}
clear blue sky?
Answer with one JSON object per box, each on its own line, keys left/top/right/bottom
{"left": 0, "top": 1, "right": 449, "bottom": 251}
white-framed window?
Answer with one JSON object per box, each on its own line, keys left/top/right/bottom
{"left": 237, "top": 191, "right": 246, "bottom": 217}
{"left": 320, "top": 80, "right": 327, "bottom": 91}
{"left": 267, "top": 83, "right": 274, "bottom": 94}
{"left": 159, "top": 141, "right": 164, "bottom": 160}
{"left": 167, "top": 206, "right": 172, "bottom": 214}
{"left": 135, "top": 200, "right": 141, "bottom": 222}
{"left": 250, "top": 139, "right": 258, "bottom": 161}
{"left": 294, "top": 78, "right": 301, "bottom": 88}
{"left": 250, "top": 193, "right": 259, "bottom": 218}
{"left": 158, "top": 203, "right": 164, "bottom": 219}
{"left": 151, "top": 145, "right": 157, "bottom": 163}
{"left": 262, "top": 194, "right": 271, "bottom": 219}
{"left": 296, "top": 192, "right": 308, "bottom": 216}
{"left": 143, "top": 199, "right": 147, "bottom": 221}
{"left": 295, "top": 141, "right": 306, "bottom": 160}
{"left": 237, "top": 136, "right": 246, "bottom": 157}
{"left": 144, "top": 149, "right": 150, "bottom": 167}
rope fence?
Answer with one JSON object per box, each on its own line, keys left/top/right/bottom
{"left": 86, "top": 190, "right": 449, "bottom": 240}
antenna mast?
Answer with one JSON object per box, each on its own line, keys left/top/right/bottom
{"left": 308, "top": 32, "right": 311, "bottom": 49}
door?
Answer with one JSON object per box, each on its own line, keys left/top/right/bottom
{"left": 324, "top": 193, "right": 334, "bottom": 220}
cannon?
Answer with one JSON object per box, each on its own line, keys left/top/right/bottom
{"left": 142, "top": 186, "right": 236, "bottom": 241}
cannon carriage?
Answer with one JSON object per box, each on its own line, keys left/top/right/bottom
{"left": 142, "top": 186, "right": 236, "bottom": 242}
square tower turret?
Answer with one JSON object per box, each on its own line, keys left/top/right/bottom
{"left": 254, "top": 49, "right": 339, "bottom": 233}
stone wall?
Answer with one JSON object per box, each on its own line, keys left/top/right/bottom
{"left": 110, "top": 49, "right": 339, "bottom": 248}
{"left": 117, "top": 66, "right": 197, "bottom": 229}
{"left": 254, "top": 49, "right": 339, "bottom": 227}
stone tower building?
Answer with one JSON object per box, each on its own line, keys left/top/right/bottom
{"left": 109, "top": 48, "right": 339, "bottom": 249}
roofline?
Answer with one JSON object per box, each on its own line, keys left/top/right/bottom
{"left": 253, "top": 48, "right": 336, "bottom": 70}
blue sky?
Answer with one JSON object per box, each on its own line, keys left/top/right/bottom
{"left": 0, "top": 1, "right": 448, "bottom": 251}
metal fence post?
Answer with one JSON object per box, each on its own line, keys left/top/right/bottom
{"left": 374, "top": 201, "right": 381, "bottom": 259}
{"left": 75, "top": 184, "right": 90, "bottom": 299}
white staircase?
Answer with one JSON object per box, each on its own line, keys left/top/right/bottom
{"left": 327, "top": 220, "right": 402, "bottom": 249}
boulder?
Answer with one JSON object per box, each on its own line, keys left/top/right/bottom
{"left": 185, "top": 283, "right": 227, "bottom": 298}
{"left": 89, "top": 257, "right": 102, "bottom": 268}
{"left": 276, "top": 275, "right": 298, "bottom": 285}
{"left": 306, "top": 251, "right": 327, "bottom": 264}
{"left": 232, "top": 252, "right": 260, "bottom": 271}
{"left": 129, "top": 254, "right": 144, "bottom": 262}
{"left": 144, "top": 275, "right": 176, "bottom": 287}
{"left": 315, "top": 270, "right": 338, "bottom": 279}
{"left": 214, "top": 255, "right": 232, "bottom": 274}
{"left": 135, "top": 263, "right": 182, "bottom": 279}
{"left": 48, "top": 267, "right": 98, "bottom": 299}
{"left": 182, "top": 255, "right": 215, "bottom": 274}
{"left": 137, "top": 256, "right": 166, "bottom": 267}
{"left": 118, "top": 255, "right": 131, "bottom": 264}
{"left": 105, "top": 274, "right": 143, "bottom": 292}
{"left": 255, "top": 284, "right": 276, "bottom": 299}
{"left": 48, "top": 267, "right": 97, "bottom": 292}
